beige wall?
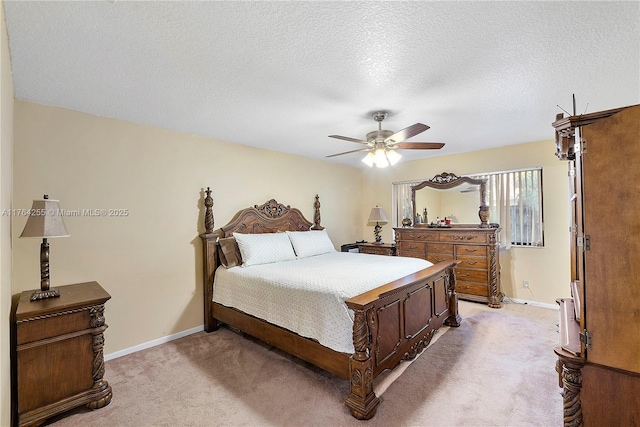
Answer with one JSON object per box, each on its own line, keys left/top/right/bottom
{"left": 361, "top": 142, "right": 571, "bottom": 306}
{"left": 12, "top": 101, "right": 363, "bottom": 356}
{"left": 1, "top": 1, "right": 14, "bottom": 425}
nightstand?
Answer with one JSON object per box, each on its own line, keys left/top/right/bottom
{"left": 357, "top": 242, "right": 397, "bottom": 256}
{"left": 14, "top": 281, "right": 112, "bottom": 426}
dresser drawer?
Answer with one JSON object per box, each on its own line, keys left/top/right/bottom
{"left": 456, "top": 282, "right": 488, "bottom": 297}
{"left": 396, "top": 230, "right": 437, "bottom": 242}
{"left": 456, "top": 256, "right": 488, "bottom": 270}
{"left": 440, "top": 233, "right": 486, "bottom": 244}
{"left": 456, "top": 244, "right": 486, "bottom": 257}
{"left": 427, "top": 254, "right": 455, "bottom": 264}
{"left": 426, "top": 243, "right": 454, "bottom": 255}
{"left": 398, "top": 241, "right": 425, "bottom": 254}
{"left": 400, "top": 250, "right": 427, "bottom": 259}
{"left": 454, "top": 268, "right": 488, "bottom": 284}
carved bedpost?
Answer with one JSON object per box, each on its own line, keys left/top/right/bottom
{"left": 204, "top": 187, "right": 214, "bottom": 234}
{"left": 200, "top": 187, "right": 220, "bottom": 332}
{"left": 311, "top": 194, "right": 324, "bottom": 230}
{"left": 444, "top": 266, "right": 462, "bottom": 327}
{"left": 345, "top": 307, "right": 379, "bottom": 420}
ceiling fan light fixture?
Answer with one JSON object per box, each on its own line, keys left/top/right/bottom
{"left": 361, "top": 152, "right": 375, "bottom": 167}
{"left": 329, "top": 111, "right": 444, "bottom": 166}
{"left": 373, "top": 148, "right": 389, "bottom": 168}
{"left": 386, "top": 149, "right": 401, "bottom": 165}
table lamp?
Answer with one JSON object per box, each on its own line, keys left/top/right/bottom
{"left": 20, "top": 195, "right": 70, "bottom": 301}
{"left": 368, "top": 206, "right": 388, "bottom": 244}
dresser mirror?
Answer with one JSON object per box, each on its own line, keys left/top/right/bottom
{"left": 411, "top": 172, "right": 489, "bottom": 228}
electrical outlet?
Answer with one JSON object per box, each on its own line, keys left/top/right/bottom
{"left": 523, "top": 280, "right": 530, "bottom": 289}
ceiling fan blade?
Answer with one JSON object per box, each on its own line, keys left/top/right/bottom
{"left": 394, "top": 142, "right": 445, "bottom": 150}
{"left": 325, "top": 148, "right": 372, "bottom": 158}
{"left": 328, "top": 135, "right": 369, "bottom": 145}
{"left": 384, "top": 123, "right": 430, "bottom": 144}
{"left": 460, "top": 187, "right": 478, "bottom": 193}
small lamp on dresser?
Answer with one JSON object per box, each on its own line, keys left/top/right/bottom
{"left": 368, "top": 206, "right": 388, "bottom": 244}
{"left": 19, "top": 194, "right": 70, "bottom": 301}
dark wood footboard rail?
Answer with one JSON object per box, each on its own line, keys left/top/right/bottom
{"left": 199, "top": 188, "right": 462, "bottom": 420}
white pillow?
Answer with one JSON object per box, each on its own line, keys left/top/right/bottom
{"left": 286, "top": 230, "right": 336, "bottom": 258}
{"left": 232, "top": 232, "right": 296, "bottom": 267}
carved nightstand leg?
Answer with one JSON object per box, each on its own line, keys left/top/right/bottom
{"left": 87, "top": 305, "right": 113, "bottom": 410}
{"left": 86, "top": 385, "right": 113, "bottom": 410}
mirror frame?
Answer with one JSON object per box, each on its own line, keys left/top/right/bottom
{"left": 411, "top": 172, "right": 489, "bottom": 228}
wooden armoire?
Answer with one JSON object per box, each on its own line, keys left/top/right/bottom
{"left": 553, "top": 104, "right": 640, "bottom": 426}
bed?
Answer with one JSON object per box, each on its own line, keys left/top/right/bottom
{"left": 199, "top": 189, "right": 461, "bottom": 419}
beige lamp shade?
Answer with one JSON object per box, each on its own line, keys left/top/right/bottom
{"left": 20, "top": 199, "right": 70, "bottom": 238}
{"left": 368, "top": 206, "right": 388, "bottom": 224}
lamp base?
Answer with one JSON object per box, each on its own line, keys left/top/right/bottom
{"left": 373, "top": 223, "right": 384, "bottom": 245}
{"left": 30, "top": 288, "right": 60, "bottom": 301}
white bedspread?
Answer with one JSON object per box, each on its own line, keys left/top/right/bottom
{"left": 213, "top": 252, "right": 434, "bottom": 353}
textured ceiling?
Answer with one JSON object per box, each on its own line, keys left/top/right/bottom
{"left": 4, "top": 1, "right": 640, "bottom": 168}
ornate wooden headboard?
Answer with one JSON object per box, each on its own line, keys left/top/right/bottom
{"left": 220, "top": 199, "right": 313, "bottom": 236}
{"left": 203, "top": 189, "right": 324, "bottom": 236}
{"left": 199, "top": 189, "right": 324, "bottom": 331}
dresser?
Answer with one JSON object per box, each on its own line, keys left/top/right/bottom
{"left": 553, "top": 104, "right": 640, "bottom": 426}
{"left": 394, "top": 226, "right": 501, "bottom": 307}
{"left": 357, "top": 242, "right": 396, "bottom": 256}
{"left": 14, "top": 281, "right": 112, "bottom": 426}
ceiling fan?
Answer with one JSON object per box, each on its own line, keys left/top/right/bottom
{"left": 326, "top": 111, "right": 445, "bottom": 167}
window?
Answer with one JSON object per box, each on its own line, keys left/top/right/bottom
{"left": 391, "top": 181, "right": 419, "bottom": 228}
{"left": 474, "top": 168, "right": 544, "bottom": 247}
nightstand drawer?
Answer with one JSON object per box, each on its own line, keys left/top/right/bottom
{"left": 18, "top": 334, "right": 94, "bottom": 413}
{"left": 17, "top": 309, "right": 91, "bottom": 345}
{"left": 358, "top": 243, "right": 396, "bottom": 256}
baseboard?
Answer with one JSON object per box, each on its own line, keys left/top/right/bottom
{"left": 104, "top": 325, "right": 204, "bottom": 361}
{"left": 503, "top": 296, "right": 558, "bottom": 310}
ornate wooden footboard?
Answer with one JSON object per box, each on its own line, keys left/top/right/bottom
{"left": 199, "top": 189, "right": 461, "bottom": 419}
{"left": 345, "top": 262, "right": 461, "bottom": 418}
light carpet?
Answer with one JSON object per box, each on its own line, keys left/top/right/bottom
{"left": 46, "top": 301, "right": 562, "bottom": 426}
